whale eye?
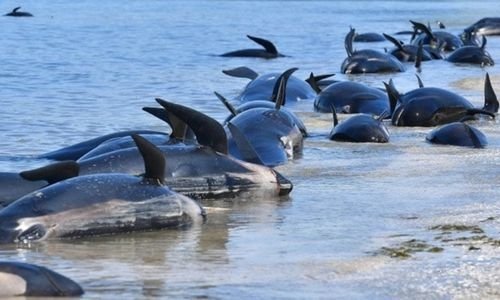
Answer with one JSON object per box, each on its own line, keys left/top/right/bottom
{"left": 16, "top": 224, "right": 47, "bottom": 243}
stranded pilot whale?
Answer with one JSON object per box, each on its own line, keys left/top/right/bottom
{"left": 329, "top": 109, "right": 390, "bottom": 143}
{"left": 38, "top": 129, "right": 168, "bottom": 161}
{"left": 0, "top": 134, "right": 206, "bottom": 244}
{"left": 426, "top": 122, "right": 487, "bottom": 148}
{"left": 76, "top": 99, "right": 294, "bottom": 198}
{"left": 0, "top": 261, "right": 84, "bottom": 297}
{"left": 220, "top": 35, "right": 285, "bottom": 58}
{"left": 341, "top": 27, "right": 406, "bottom": 74}
{"left": 219, "top": 68, "right": 304, "bottom": 167}
{"left": 385, "top": 73, "right": 498, "bottom": 126}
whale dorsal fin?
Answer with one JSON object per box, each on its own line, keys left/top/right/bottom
{"left": 155, "top": 98, "right": 228, "bottom": 154}
{"left": 345, "top": 27, "right": 356, "bottom": 57}
{"left": 331, "top": 105, "right": 339, "bottom": 127}
{"left": 132, "top": 134, "right": 165, "bottom": 185}
{"left": 410, "top": 20, "right": 436, "bottom": 42}
{"left": 415, "top": 74, "right": 424, "bottom": 88}
{"left": 12, "top": 7, "right": 21, "bottom": 13}
{"left": 383, "top": 33, "right": 405, "bottom": 51}
{"left": 142, "top": 107, "right": 189, "bottom": 140}
{"left": 222, "top": 66, "right": 259, "bottom": 80}
{"left": 483, "top": 73, "right": 499, "bottom": 113}
{"left": 247, "top": 35, "right": 278, "bottom": 55}
{"left": 384, "top": 79, "right": 400, "bottom": 115}
{"left": 227, "top": 122, "right": 265, "bottom": 165}
{"left": 19, "top": 160, "right": 80, "bottom": 184}
{"left": 306, "top": 72, "right": 322, "bottom": 93}
{"left": 270, "top": 67, "right": 298, "bottom": 108}
{"left": 214, "top": 91, "right": 238, "bottom": 116}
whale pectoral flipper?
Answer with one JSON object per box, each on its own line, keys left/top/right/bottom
{"left": 19, "top": 161, "right": 79, "bottom": 184}
{"left": 247, "top": 35, "right": 278, "bottom": 55}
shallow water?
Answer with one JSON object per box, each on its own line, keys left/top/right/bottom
{"left": 1, "top": 0, "right": 500, "bottom": 298}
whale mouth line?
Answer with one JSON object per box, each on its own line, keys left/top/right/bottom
{"left": 15, "top": 223, "right": 49, "bottom": 244}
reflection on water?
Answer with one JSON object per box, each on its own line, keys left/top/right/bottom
{"left": 1, "top": 0, "right": 500, "bottom": 298}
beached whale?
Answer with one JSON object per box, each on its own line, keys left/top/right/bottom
{"left": 222, "top": 66, "right": 316, "bottom": 104}
{"left": 0, "top": 134, "right": 206, "bottom": 244}
{"left": 426, "top": 122, "right": 487, "bottom": 148}
{"left": 446, "top": 35, "right": 494, "bottom": 66}
{"left": 385, "top": 73, "right": 498, "bottom": 126}
{"left": 220, "top": 68, "right": 304, "bottom": 166}
{"left": 341, "top": 27, "right": 406, "bottom": 74}
{"left": 463, "top": 17, "right": 500, "bottom": 36}
{"left": 312, "top": 79, "right": 389, "bottom": 116}
{"left": 329, "top": 110, "right": 390, "bottom": 143}
{"left": 0, "top": 261, "right": 84, "bottom": 297}
{"left": 38, "top": 130, "right": 168, "bottom": 161}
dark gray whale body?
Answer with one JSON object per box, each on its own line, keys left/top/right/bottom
{"left": 4, "top": 7, "right": 33, "bottom": 17}
{"left": 0, "top": 261, "right": 84, "bottom": 297}
{"left": 341, "top": 28, "right": 405, "bottom": 74}
{"left": 0, "top": 135, "right": 206, "bottom": 244}
{"left": 385, "top": 73, "right": 498, "bottom": 127}
{"left": 426, "top": 122, "right": 487, "bottom": 148}
{"left": 220, "top": 35, "right": 285, "bottom": 58}
{"left": 329, "top": 111, "right": 390, "bottom": 143}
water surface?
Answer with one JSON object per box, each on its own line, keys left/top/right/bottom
{"left": 1, "top": 1, "right": 500, "bottom": 298}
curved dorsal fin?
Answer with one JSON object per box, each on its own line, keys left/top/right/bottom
{"left": 227, "top": 122, "right": 264, "bottom": 165}
{"left": 19, "top": 160, "right": 79, "bottom": 184}
{"left": 247, "top": 35, "right": 278, "bottom": 55}
{"left": 384, "top": 79, "right": 400, "bottom": 115}
{"left": 132, "top": 134, "right": 165, "bottom": 185}
{"left": 142, "top": 107, "right": 189, "bottom": 140}
{"left": 483, "top": 73, "right": 499, "bottom": 113}
{"left": 270, "top": 67, "right": 299, "bottom": 107}
{"left": 155, "top": 98, "right": 228, "bottom": 154}
{"left": 345, "top": 27, "right": 356, "bottom": 57}
{"left": 331, "top": 105, "right": 339, "bottom": 127}
{"left": 306, "top": 72, "right": 322, "bottom": 93}
{"left": 222, "top": 66, "right": 259, "bottom": 80}
{"left": 383, "top": 33, "right": 405, "bottom": 51}
{"left": 410, "top": 20, "right": 436, "bottom": 42}
{"left": 416, "top": 74, "right": 424, "bottom": 88}
{"left": 13, "top": 7, "right": 21, "bottom": 13}
{"left": 214, "top": 91, "right": 238, "bottom": 117}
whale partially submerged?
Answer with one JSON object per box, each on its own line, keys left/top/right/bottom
{"left": 0, "top": 134, "right": 206, "bottom": 244}
{"left": 4, "top": 7, "right": 33, "bottom": 17}
{"left": 385, "top": 74, "right": 498, "bottom": 126}
{"left": 220, "top": 35, "right": 285, "bottom": 58}
{"left": 0, "top": 261, "right": 83, "bottom": 297}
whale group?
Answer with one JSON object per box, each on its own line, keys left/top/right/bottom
{"left": 2, "top": 14, "right": 500, "bottom": 297}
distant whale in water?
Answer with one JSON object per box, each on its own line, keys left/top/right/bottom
{"left": 220, "top": 35, "right": 285, "bottom": 58}
{"left": 4, "top": 7, "right": 33, "bottom": 17}
{"left": 0, "top": 261, "right": 84, "bottom": 297}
